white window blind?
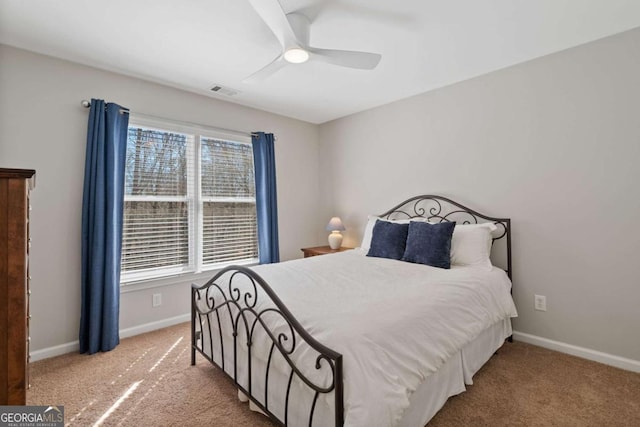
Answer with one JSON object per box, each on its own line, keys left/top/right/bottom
{"left": 121, "top": 120, "right": 258, "bottom": 283}
{"left": 201, "top": 138, "right": 258, "bottom": 265}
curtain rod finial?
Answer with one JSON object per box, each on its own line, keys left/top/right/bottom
{"left": 81, "top": 100, "right": 91, "bottom": 108}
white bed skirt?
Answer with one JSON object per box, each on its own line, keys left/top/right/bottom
{"left": 399, "top": 317, "right": 512, "bottom": 426}
{"left": 229, "top": 318, "right": 512, "bottom": 426}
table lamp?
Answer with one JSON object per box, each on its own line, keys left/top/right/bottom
{"left": 326, "top": 217, "right": 346, "bottom": 249}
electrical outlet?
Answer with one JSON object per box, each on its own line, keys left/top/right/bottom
{"left": 534, "top": 294, "right": 547, "bottom": 311}
{"left": 152, "top": 293, "right": 162, "bottom": 307}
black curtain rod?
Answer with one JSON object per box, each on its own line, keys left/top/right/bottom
{"left": 80, "top": 99, "right": 129, "bottom": 115}
{"left": 80, "top": 100, "right": 267, "bottom": 139}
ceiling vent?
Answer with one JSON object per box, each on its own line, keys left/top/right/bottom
{"left": 209, "top": 85, "right": 240, "bottom": 97}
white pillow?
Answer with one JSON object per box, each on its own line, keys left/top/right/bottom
{"left": 360, "top": 215, "right": 428, "bottom": 252}
{"left": 450, "top": 223, "right": 497, "bottom": 269}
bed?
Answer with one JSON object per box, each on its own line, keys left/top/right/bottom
{"left": 191, "top": 195, "right": 517, "bottom": 426}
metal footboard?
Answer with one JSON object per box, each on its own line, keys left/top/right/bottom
{"left": 191, "top": 265, "right": 344, "bottom": 427}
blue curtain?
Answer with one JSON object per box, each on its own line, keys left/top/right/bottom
{"left": 252, "top": 132, "right": 280, "bottom": 263}
{"left": 80, "top": 99, "right": 129, "bottom": 354}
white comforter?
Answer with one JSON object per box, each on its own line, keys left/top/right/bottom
{"left": 238, "top": 249, "right": 518, "bottom": 426}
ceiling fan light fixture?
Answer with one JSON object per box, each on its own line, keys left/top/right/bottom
{"left": 284, "top": 47, "right": 309, "bottom": 64}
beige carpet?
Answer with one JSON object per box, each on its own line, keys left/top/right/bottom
{"left": 28, "top": 323, "right": 640, "bottom": 426}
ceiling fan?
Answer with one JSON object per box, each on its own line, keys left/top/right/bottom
{"left": 245, "top": 0, "right": 382, "bottom": 83}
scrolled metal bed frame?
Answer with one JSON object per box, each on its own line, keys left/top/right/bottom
{"left": 191, "top": 195, "right": 512, "bottom": 427}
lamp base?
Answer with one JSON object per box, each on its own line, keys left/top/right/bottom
{"left": 328, "top": 232, "right": 343, "bottom": 250}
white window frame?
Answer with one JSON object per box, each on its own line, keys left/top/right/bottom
{"left": 120, "top": 115, "right": 259, "bottom": 286}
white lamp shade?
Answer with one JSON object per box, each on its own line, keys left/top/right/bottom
{"left": 326, "top": 217, "right": 346, "bottom": 232}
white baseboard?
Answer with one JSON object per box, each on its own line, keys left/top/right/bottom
{"left": 30, "top": 313, "right": 190, "bottom": 362}
{"left": 30, "top": 341, "right": 80, "bottom": 362}
{"left": 119, "top": 313, "right": 190, "bottom": 339}
{"left": 513, "top": 331, "right": 640, "bottom": 373}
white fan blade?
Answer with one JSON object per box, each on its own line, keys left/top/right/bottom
{"left": 243, "top": 54, "right": 287, "bottom": 83}
{"left": 308, "top": 47, "right": 381, "bottom": 70}
{"left": 248, "top": 0, "right": 299, "bottom": 48}
{"left": 286, "top": 13, "right": 310, "bottom": 46}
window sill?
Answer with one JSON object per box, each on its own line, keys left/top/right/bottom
{"left": 120, "top": 260, "right": 259, "bottom": 294}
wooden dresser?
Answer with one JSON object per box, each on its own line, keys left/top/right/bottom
{"left": 0, "top": 168, "right": 35, "bottom": 405}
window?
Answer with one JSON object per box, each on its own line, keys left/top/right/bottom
{"left": 120, "top": 118, "right": 258, "bottom": 283}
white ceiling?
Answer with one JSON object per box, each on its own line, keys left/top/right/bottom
{"left": 1, "top": 0, "right": 640, "bottom": 124}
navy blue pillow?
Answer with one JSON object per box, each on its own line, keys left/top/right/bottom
{"left": 366, "top": 220, "right": 409, "bottom": 260}
{"left": 402, "top": 221, "right": 456, "bottom": 269}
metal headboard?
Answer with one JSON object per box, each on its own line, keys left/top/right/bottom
{"left": 378, "top": 195, "right": 512, "bottom": 280}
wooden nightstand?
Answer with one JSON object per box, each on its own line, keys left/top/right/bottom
{"left": 301, "top": 245, "right": 353, "bottom": 258}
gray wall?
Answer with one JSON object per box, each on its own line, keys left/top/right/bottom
{"left": 319, "top": 28, "right": 640, "bottom": 361}
{"left": 0, "top": 45, "right": 321, "bottom": 353}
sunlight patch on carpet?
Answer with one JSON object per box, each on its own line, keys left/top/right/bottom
{"left": 172, "top": 345, "right": 189, "bottom": 364}
{"left": 93, "top": 381, "right": 142, "bottom": 426}
{"left": 68, "top": 399, "right": 96, "bottom": 425}
{"left": 117, "top": 371, "right": 170, "bottom": 426}
{"left": 149, "top": 336, "right": 183, "bottom": 373}
{"left": 111, "top": 347, "right": 154, "bottom": 385}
